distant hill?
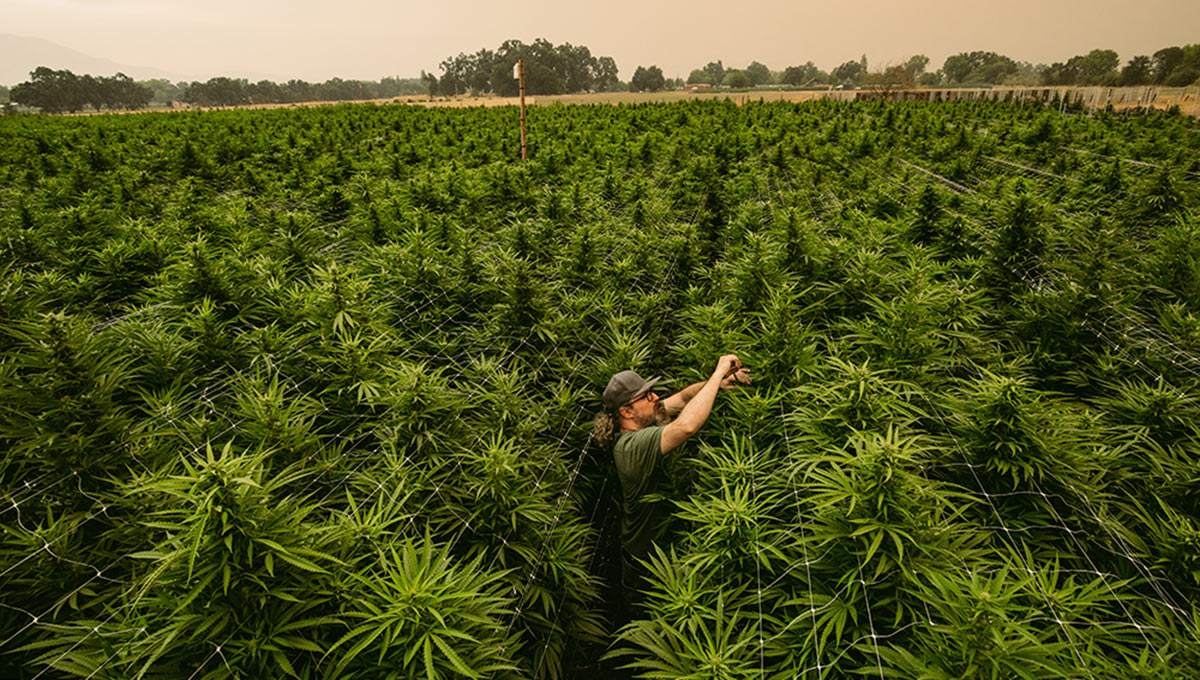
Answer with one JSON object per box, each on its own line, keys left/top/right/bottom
{"left": 0, "top": 34, "right": 189, "bottom": 86}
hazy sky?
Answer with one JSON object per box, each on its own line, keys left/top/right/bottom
{"left": 4, "top": 0, "right": 1199, "bottom": 82}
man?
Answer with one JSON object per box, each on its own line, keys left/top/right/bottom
{"left": 598, "top": 354, "right": 750, "bottom": 605}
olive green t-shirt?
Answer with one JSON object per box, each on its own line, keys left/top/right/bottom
{"left": 613, "top": 426, "right": 666, "bottom": 559}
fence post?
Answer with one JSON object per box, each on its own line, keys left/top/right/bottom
{"left": 517, "top": 59, "right": 527, "bottom": 161}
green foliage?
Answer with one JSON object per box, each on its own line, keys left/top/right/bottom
{"left": 328, "top": 536, "right": 520, "bottom": 679}
{"left": 721, "top": 70, "right": 750, "bottom": 89}
{"left": 0, "top": 311, "right": 135, "bottom": 495}
{"left": 630, "top": 66, "right": 667, "bottom": 93}
{"left": 943, "top": 51, "right": 1018, "bottom": 85}
{"left": 879, "top": 563, "right": 1087, "bottom": 678}
{"left": 986, "top": 191, "right": 1047, "bottom": 299}
{"left": 611, "top": 590, "right": 768, "bottom": 678}
{"left": 703, "top": 61, "right": 725, "bottom": 89}
{"left": 1, "top": 97, "right": 1199, "bottom": 679}
{"left": 182, "top": 75, "right": 426, "bottom": 107}
{"left": 1042, "top": 48, "right": 1122, "bottom": 86}
{"left": 434, "top": 39, "right": 620, "bottom": 96}
{"left": 947, "top": 371, "right": 1071, "bottom": 486}
{"left": 744, "top": 62, "right": 771, "bottom": 87}
{"left": 11, "top": 67, "right": 153, "bottom": 113}
{"left": 803, "top": 427, "right": 967, "bottom": 582}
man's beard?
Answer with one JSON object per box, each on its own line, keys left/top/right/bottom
{"left": 639, "top": 401, "right": 671, "bottom": 428}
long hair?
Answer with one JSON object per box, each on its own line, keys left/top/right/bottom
{"left": 593, "top": 400, "right": 671, "bottom": 447}
{"left": 592, "top": 411, "right": 618, "bottom": 447}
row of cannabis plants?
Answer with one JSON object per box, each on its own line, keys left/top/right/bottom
{"left": 1, "top": 98, "right": 1199, "bottom": 677}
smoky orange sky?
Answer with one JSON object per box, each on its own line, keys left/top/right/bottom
{"left": 3, "top": 0, "right": 1198, "bottom": 82}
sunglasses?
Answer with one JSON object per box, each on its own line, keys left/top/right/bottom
{"left": 625, "top": 390, "right": 658, "bottom": 407}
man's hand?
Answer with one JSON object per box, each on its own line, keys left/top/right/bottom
{"left": 662, "top": 354, "right": 745, "bottom": 455}
{"left": 712, "top": 354, "right": 742, "bottom": 382}
{"left": 712, "top": 354, "right": 750, "bottom": 390}
{"left": 720, "top": 367, "right": 751, "bottom": 390}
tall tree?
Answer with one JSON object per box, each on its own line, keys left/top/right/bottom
{"left": 595, "top": 56, "right": 621, "bottom": 92}
{"left": 943, "top": 51, "right": 1017, "bottom": 84}
{"left": 918, "top": 70, "right": 943, "bottom": 87}
{"left": 629, "top": 65, "right": 665, "bottom": 92}
{"left": 434, "top": 38, "right": 619, "bottom": 96}
{"left": 557, "top": 43, "right": 595, "bottom": 92}
{"left": 1152, "top": 46, "right": 1185, "bottom": 84}
{"left": 975, "top": 53, "right": 1018, "bottom": 82}
{"left": 79, "top": 74, "right": 104, "bottom": 110}
{"left": 703, "top": 61, "right": 725, "bottom": 88}
{"left": 1075, "top": 49, "right": 1120, "bottom": 85}
{"left": 832, "top": 60, "right": 864, "bottom": 84}
{"left": 629, "top": 66, "right": 647, "bottom": 92}
{"left": 420, "top": 71, "right": 439, "bottom": 97}
{"left": 745, "top": 61, "right": 771, "bottom": 87}
{"left": 142, "top": 79, "right": 186, "bottom": 105}
{"left": 722, "top": 70, "right": 750, "bottom": 88}
{"left": 1041, "top": 61, "right": 1077, "bottom": 86}
{"left": 11, "top": 67, "right": 88, "bottom": 113}
{"left": 1120, "top": 56, "right": 1152, "bottom": 86}
{"left": 102, "top": 73, "right": 152, "bottom": 109}
{"left": 1164, "top": 44, "right": 1200, "bottom": 85}
{"left": 1042, "top": 49, "right": 1120, "bottom": 86}
{"left": 438, "top": 52, "right": 471, "bottom": 95}
{"left": 865, "top": 64, "right": 916, "bottom": 92}
{"left": 782, "top": 62, "right": 828, "bottom": 86}
{"left": 905, "top": 54, "right": 930, "bottom": 76}
{"left": 687, "top": 69, "right": 712, "bottom": 85}
{"left": 781, "top": 66, "right": 807, "bottom": 86}
{"left": 284, "top": 79, "right": 315, "bottom": 101}
{"left": 182, "top": 77, "right": 250, "bottom": 107}
{"left": 11, "top": 67, "right": 151, "bottom": 112}
{"left": 468, "top": 50, "right": 495, "bottom": 92}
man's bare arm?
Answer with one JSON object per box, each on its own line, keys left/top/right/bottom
{"left": 662, "top": 366, "right": 753, "bottom": 414}
{"left": 661, "top": 380, "right": 706, "bottom": 416}
{"left": 660, "top": 355, "right": 742, "bottom": 455}
{"left": 662, "top": 368, "right": 752, "bottom": 415}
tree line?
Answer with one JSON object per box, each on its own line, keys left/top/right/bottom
{"left": 677, "top": 44, "right": 1200, "bottom": 91}
{"left": 179, "top": 76, "right": 425, "bottom": 107}
{"left": 6, "top": 69, "right": 428, "bottom": 112}
{"left": 934, "top": 45, "right": 1200, "bottom": 88}
{"left": 9, "top": 67, "right": 153, "bottom": 113}
{"left": 8, "top": 42, "right": 1200, "bottom": 114}
{"left": 1042, "top": 45, "right": 1200, "bottom": 87}
{"left": 426, "top": 38, "right": 621, "bottom": 96}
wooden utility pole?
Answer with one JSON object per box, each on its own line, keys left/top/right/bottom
{"left": 517, "top": 58, "right": 527, "bottom": 161}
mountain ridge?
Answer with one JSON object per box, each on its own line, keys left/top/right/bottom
{"left": 0, "top": 34, "right": 190, "bottom": 86}
{"left": 0, "top": 34, "right": 288, "bottom": 86}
